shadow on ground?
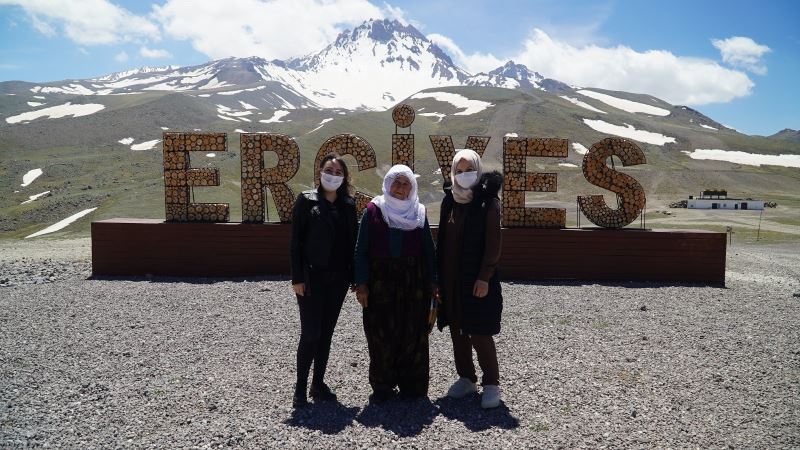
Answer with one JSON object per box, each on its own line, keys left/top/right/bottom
{"left": 283, "top": 399, "right": 360, "bottom": 435}
{"left": 356, "top": 395, "right": 438, "bottom": 437}
{"left": 434, "top": 395, "right": 519, "bottom": 432}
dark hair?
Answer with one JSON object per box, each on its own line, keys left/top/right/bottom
{"left": 318, "top": 153, "right": 354, "bottom": 199}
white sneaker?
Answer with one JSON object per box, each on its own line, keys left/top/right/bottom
{"left": 481, "top": 385, "right": 501, "bottom": 409}
{"left": 447, "top": 377, "right": 478, "bottom": 399}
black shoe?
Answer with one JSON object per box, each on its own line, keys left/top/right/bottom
{"left": 309, "top": 382, "right": 337, "bottom": 401}
{"left": 398, "top": 390, "right": 426, "bottom": 401}
{"left": 293, "top": 384, "right": 309, "bottom": 408}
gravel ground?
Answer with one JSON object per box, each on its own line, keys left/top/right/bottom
{"left": 1, "top": 239, "right": 799, "bottom": 448}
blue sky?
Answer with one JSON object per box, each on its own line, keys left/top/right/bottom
{"left": 1, "top": 0, "right": 797, "bottom": 136}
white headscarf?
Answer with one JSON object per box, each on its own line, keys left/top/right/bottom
{"left": 450, "top": 149, "right": 483, "bottom": 204}
{"left": 370, "top": 164, "right": 426, "bottom": 230}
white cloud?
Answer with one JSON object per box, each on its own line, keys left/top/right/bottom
{"left": 114, "top": 51, "right": 128, "bottom": 62}
{"left": 381, "top": 2, "right": 407, "bottom": 25}
{"left": 514, "top": 29, "right": 754, "bottom": 105}
{"left": 427, "top": 27, "right": 756, "bottom": 106}
{"left": 29, "top": 14, "right": 56, "bottom": 36}
{"left": 2, "top": 0, "right": 160, "bottom": 45}
{"left": 427, "top": 33, "right": 502, "bottom": 74}
{"left": 712, "top": 36, "right": 771, "bottom": 75}
{"left": 140, "top": 46, "right": 172, "bottom": 59}
{"left": 151, "top": 0, "right": 385, "bottom": 60}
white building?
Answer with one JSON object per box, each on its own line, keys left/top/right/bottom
{"left": 687, "top": 190, "right": 764, "bottom": 210}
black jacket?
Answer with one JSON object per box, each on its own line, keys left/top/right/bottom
{"left": 290, "top": 190, "right": 358, "bottom": 287}
{"left": 437, "top": 171, "right": 504, "bottom": 335}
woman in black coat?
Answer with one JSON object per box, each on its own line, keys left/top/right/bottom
{"left": 290, "top": 153, "right": 358, "bottom": 407}
{"left": 437, "top": 149, "right": 504, "bottom": 409}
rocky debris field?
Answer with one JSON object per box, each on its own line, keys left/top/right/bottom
{"left": 1, "top": 239, "right": 799, "bottom": 448}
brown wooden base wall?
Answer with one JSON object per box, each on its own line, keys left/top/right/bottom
{"left": 91, "top": 218, "right": 726, "bottom": 284}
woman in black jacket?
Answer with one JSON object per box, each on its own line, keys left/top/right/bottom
{"left": 437, "top": 149, "right": 504, "bottom": 409}
{"left": 290, "top": 153, "right": 358, "bottom": 408}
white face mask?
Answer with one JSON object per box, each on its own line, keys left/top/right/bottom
{"left": 320, "top": 172, "right": 344, "bottom": 192}
{"left": 455, "top": 171, "right": 478, "bottom": 189}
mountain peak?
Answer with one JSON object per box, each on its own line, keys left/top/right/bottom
{"left": 466, "top": 60, "right": 544, "bottom": 90}
{"left": 769, "top": 128, "right": 800, "bottom": 142}
{"left": 281, "top": 17, "right": 467, "bottom": 109}
{"left": 333, "top": 18, "right": 427, "bottom": 46}
{"left": 488, "top": 61, "right": 543, "bottom": 83}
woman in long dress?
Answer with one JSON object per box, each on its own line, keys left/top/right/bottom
{"left": 354, "top": 164, "right": 438, "bottom": 400}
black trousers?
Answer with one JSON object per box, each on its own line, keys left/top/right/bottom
{"left": 296, "top": 271, "right": 349, "bottom": 389}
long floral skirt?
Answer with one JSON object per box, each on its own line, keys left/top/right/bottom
{"left": 362, "top": 256, "right": 430, "bottom": 397}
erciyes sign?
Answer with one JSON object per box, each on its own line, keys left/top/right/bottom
{"left": 162, "top": 104, "right": 646, "bottom": 229}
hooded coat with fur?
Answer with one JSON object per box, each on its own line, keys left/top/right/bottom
{"left": 436, "top": 171, "right": 504, "bottom": 335}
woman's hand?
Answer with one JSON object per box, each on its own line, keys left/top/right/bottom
{"left": 355, "top": 284, "right": 369, "bottom": 308}
{"left": 292, "top": 282, "right": 305, "bottom": 296}
{"left": 431, "top": 283, "right": 441, "bottom": 304}
{"left": 473, "top": 280, "right": 488, "bottom": 298}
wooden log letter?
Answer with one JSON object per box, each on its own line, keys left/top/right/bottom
{"left": 240, "top": 133, "right": 300, "bottom": 223}
{"left": 578, "top": 137, "right": 646, "bottom": 228}
{"left": 502, "top": 136, "right": 568, "bottom": 228}
{"left": 163, "top": 132, "right": 230, "bottom": 222}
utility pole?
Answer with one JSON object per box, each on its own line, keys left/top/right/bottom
{"left": 757, "top": 208, "right": 764, "bottom": 241}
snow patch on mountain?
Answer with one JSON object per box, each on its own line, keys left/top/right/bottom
{"left": 6, "top": 102, "right": 105, "bottom": 124}
{"left": 578, "top": 90, "right": 670, "bottom": 116}
{"left": 21, "top": 168, "right": 43, "bottom": 187}
{"left": 118, "top": 137, "right": 134, "bottom": 145}
{"left": 21, "top": 191, "right": 51, "bottom": 205}
{"left": 93, "top": 65, "right": 178, "bottom": 82}
{"left": 36, "top": 84, "right": 95, "bottom": 95}
{"left": 200, "top": 77, "right": 231, "bottom": 90}
{"left": 410, "top": 92, "right": 493, "bottom": 115}
{"left": 572, "top": 143, "right": 589, "bottom": 155}
{"left": 143, "top": 81, "right": 194, "bottom": 91}
{"left": 559, "top": 96, "right": 606, "bottom": 114}
{"left": 100, "top": 75, "right": 171, "bottom": 89}
{"left": 307, "top": 118, "right": 333, "bottom": 134}
{"left": 684, "top": 149, "right": 800, "bottom": 168}
{"left": 419, "top": 112, "right": 445, "bottom": 122}
{"left": 25, "top": 207, "right": 97, "bottom": 239}
{"left": 130, "top": 139, "right": 161, "bottom": 151}
{"left": 582, "top": 119, "right": 676, "bottom": 145}
{"left": 260, "top": 110, "right": 290, "bottom": 123}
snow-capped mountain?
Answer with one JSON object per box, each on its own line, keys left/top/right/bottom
{"left": 6, "top": 19, "right": 535, "bottom": 111}
{"left": 279, "top": 19, "right": 470, "bottom": 109}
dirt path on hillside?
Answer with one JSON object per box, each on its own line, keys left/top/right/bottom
{"left": 482, "top": 102, "right": 527, "bottom": 167}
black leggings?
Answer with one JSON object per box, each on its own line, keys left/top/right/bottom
{"left": 296, "top": 272, "right": 348, "bottom": 389}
